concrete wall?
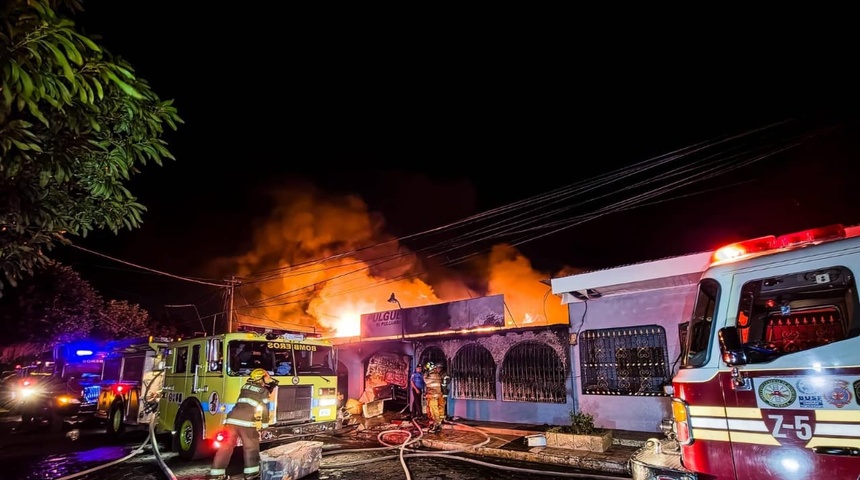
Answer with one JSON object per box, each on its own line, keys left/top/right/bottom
{"left": 568, "top": 285, "right": 697, "bottom": 432}
{"left": 419, "top": 328, "right": 573, "bottom": 426}
{"left": 335, "top": 327, "right": 574, "bottom": 426}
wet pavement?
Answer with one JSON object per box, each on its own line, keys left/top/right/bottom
{"left": 0, "top": 413, "right": 637, "bottom": 480}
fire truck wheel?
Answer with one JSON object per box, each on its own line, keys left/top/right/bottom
{"left": 106, "top": 402, "right": 126, "bottom": 439}
{"left": 174, "top": 408, "right": 206, "bottom": 461}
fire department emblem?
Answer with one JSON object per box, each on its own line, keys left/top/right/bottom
{"left": 795, "top": 378, "right": 820, "bottom": 395}
{"left": 825, "top": 380, "right": 852, "bottom": 408}
{"left": 759, "top": 379, "right": 796, "bottom": 408}
{"left": 208, "top": 391, "right": 219, "bottom": 415}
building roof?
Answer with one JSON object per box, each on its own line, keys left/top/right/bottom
{"left": 550, "top": 251, "right": 713, "bottom": 304}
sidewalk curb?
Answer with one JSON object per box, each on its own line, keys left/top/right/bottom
{"left": 420, "top": 437, "right": 634, "bottom": 476}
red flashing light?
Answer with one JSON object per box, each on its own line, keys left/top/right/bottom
{"left": 845, "top": 226, "right": 860, "bottom": 238}
{"left": 214, "top": 431, "right": 227, "bottom": 442}
{"left": 711, "top": 224, "right": 852, "bottom": 265}
{"left": 113, "top": 384, "right": 126, "bottom": 394}
{"left": 22, "top": 380, "right": 30, "bottom": 386}
{"left": 775, "top": 224, "right": 845, "bottom": 248}
{"left": 711, "top": 235, "right": 776, "bottom": 264}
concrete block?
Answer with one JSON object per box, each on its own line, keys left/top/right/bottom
{"left": 260, "top": 440, "right": 323, "bottom": 480}
{"left": 545, "top": 431, "right": 613, "bottom": 453}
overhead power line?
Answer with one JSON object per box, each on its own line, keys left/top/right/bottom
{"left": 67, "top": 244, "right": 227, "bottom": 288}
{"left": 239, "top": 119, "right": 832, "bottom": 308}
{"left": 57, "top": 118, "right": 838, "bottom": 313}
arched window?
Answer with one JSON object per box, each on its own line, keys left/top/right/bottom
{"left": 500, "top": 341, "right": 566, "bottom": 403}
{"left": 418, "top": 346, "right": 446, "bottom": 370}
{"left": 450, "top": 344, "right": 495, "bottom": 400}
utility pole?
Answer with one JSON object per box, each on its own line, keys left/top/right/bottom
{"left": 226, "top": 276, "right": 239, "bottom": 334}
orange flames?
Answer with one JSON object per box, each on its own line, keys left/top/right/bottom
{"left": 212, "top": 181, "right": 570, "bottom": 337}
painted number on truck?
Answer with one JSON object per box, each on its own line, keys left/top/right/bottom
{"left": 163, "top": 391, "right": 183, "bottom": 404}
{"left": 767, "top": 414, "right": 813, "bottom": 441}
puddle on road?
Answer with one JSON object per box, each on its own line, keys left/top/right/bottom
{"left": 9, "top": 445, "right": 131, "bottom": 480}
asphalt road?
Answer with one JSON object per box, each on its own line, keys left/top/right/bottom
{"left": 0, "top": 414, "right": 624, "bottom": 480}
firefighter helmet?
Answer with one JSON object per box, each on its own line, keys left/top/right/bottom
{"left": 425, "top": 361, "right": 436, "bottom": 370}
{"left": 249, "top": 368, "right": 268, "bottom": 382}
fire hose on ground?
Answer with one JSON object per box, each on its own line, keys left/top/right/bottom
{"left": 53, "top": 370, "right": 177, "bottom": 480}
{"left": 51, "top": 396, "right": 626, "bottom": 480}
{"left": 51, "top": 415, "right": 177, "bottom": 480}
{"left": 320, "top": 415, "right": 629, "bottom": 480}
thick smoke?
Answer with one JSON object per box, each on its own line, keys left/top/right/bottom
{"left": 215, "top": 181, "right": 569, "bottom": 336}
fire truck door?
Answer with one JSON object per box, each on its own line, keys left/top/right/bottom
{"left": 122, "top": 354, "right": 146, "bottom": 421}
{"left": 197, "top": 339, "right": 225, "bottom": 419}
{"left": 160, "top": 344, "right": 191, "bottom": 429}
{"left": 718, "top": 267, "right": 860, "bottom": 480}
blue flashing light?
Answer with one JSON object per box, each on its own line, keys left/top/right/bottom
{"left": 60, "top": 340, "right": 105, "bottom": 360}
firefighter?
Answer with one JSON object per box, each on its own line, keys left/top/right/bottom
{"left": 439, "top": 363, "right": 451, "bottom": 422}
{"left": 208, "top": 368, "right": 279, "bottom": 480}
{"left": 423, "top": 362, "right": 443, "bottom": 433}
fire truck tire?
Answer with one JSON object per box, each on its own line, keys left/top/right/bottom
{"left": 106, "top": 402, "right": 126, "bottom": 439}
{"left": 174, "top": 408, "right": 206, "bottom": 461}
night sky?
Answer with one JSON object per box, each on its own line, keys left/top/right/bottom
{"left": 41, "top": 3, "right": 860, "bottom": 328}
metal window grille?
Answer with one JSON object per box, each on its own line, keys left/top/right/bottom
{"left": 580, "top": 325, "right": 670, "bottom": 396}
{"left": 450, "top": 344, "right": 496, "bottom": 400}
{"left": 500, "top": 341, "right": 566, "bottom": 403}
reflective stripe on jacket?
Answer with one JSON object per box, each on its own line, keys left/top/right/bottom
{"left": 424, "top": 371, "right": 442, "bottom": 397}
{"left": 225, "top": 382, "right": 270, "bottom": 426}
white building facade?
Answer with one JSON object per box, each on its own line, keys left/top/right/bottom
{"left": 550, "top": 252, "right": 713, "bottom": 432}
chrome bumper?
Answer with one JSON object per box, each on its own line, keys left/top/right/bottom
{"left": 629, "top": 438, "right": 697, "bottom": 480}
{"left": 260, "top": 420, "right": 337, "bottom": 442}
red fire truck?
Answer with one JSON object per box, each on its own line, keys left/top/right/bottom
{"left": 630, "top": 224, "right": 860, "bottom": 480}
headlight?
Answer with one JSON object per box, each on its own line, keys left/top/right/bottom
{"left": 19, "top": 387, "right": 37, "bottom": 398}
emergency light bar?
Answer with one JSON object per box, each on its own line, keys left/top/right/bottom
{"left": 237, "top": 323, "right": 322, "bottom": 339}
{"left": 775, "top": 224, "right": 845, "bottom": 248}
{"left": 711, "top": 224, "right": 855, "bottom": 264}
{"left": 711, "top": 235, "right": 776, "bottom": 263}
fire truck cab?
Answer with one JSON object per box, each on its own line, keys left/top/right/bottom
{"left": 158, "top": 327, "right": 340, "bottom": 460}
{"left": 95, "top": 336, "right": 170, "bottom": 438}
{"left": 631, "top": 224, "right": 860, "bottom": 480}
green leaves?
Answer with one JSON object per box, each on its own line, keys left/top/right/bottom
{"left": 0, "top": 0, "right": 183, "bottom": 295}
{"left": 103, "top": 68, "right": 143, "bottom": 100}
